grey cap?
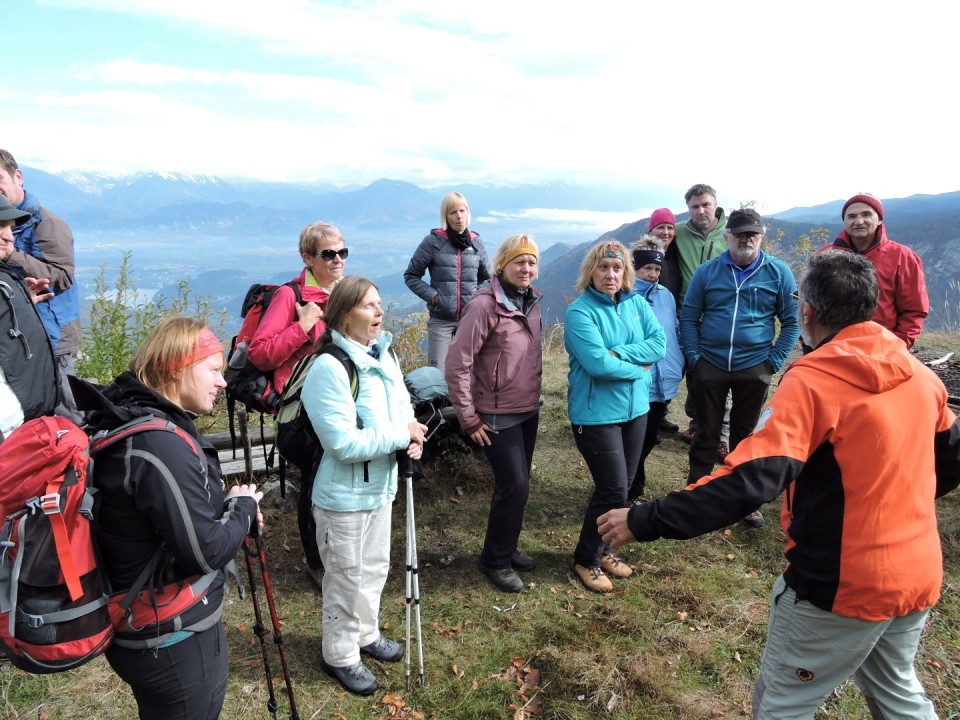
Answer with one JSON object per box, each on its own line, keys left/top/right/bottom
{"left": 727, "top": 208, "right": 764, "bottom": 234}
{"left": 0, "top": 195, "right": 29, "bottom": 226}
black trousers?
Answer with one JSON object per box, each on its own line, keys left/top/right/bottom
{"left": 687, "top": 359, "right": 772, "bottom": 483}
{"left": 479, "top": 413, "right": 539, "bottom": 569}
{"left": 297, "top": 463, "right": 323, "bottom": 570}
{"left": 629, "top": 400, "right": 669, "bottom": 499}
{"left": 106, "top": 622, "right": 228, "bottom": 720}
{"left": 572, "top": 415, "right": 646, "bottom": 567}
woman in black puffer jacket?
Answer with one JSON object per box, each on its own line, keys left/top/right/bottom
{"left": 404, "top": 191, "right": 490, "bottom": 370}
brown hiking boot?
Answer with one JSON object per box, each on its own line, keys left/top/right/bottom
{"left": 600, "top": 553, "right": 633, "bottom": 578}
{"left": 571, "top": 562, "right": 613, "bottom": 593}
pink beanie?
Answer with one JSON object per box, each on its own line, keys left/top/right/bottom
{"left": 648, "top": 208, "right": 676, "bottom": 231}
{"left": 841, "top": 194, "right": 884, "bottom": 221}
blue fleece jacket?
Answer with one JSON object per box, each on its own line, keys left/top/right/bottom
{"left": 679, "top": 250, "right": 799, "bottom": 373}
{"left": 565, "top": 285, "right": 666, "bottom": 426}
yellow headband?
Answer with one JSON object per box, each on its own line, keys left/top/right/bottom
{"left": 500, "top": 237, "right": 539, "bottom": 271}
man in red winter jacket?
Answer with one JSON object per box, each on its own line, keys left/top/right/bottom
{"left": 819, "top": 193, "right": 928, "bottom": 349}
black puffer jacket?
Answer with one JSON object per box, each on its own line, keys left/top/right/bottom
{"left": 404, "top": 229, "right": 490, "bottom": 321}
{"left": 82, "top": 372, "right": 256, "bottom": 645}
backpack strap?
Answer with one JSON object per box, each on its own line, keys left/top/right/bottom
{"left": 317, "top": 345, "right": 369, "bottom": 481}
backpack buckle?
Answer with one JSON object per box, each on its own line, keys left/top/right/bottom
{"left": 40, "top": 493, "right": 61, "bottom": 515}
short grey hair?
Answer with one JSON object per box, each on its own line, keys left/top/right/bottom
{"left": 799, "top": 250, "right": 878, "bottom": 330}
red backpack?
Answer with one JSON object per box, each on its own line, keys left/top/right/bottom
{"left": 0, "top": 414, "right": 215, "bottom": 673}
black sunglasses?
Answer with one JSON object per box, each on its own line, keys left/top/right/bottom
{"left": 315, "top": 248, "right": 349, "bottom": 261}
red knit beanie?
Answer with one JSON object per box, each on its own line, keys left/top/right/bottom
{"left": 648, "top": 208, "right": 676, "bottom": 231}
{"left": 841, "top": 193, "right": 884, "bottom": 221}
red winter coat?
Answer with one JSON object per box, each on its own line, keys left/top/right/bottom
{"left": 819, "top": 226, "right": 929, "bottom": 349}
{"left": 248, "top": 269, "right": 330, "bottom": 394}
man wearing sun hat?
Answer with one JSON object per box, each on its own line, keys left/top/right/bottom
{"left": 818, "top": 193, "right": 928, "bottom": 350}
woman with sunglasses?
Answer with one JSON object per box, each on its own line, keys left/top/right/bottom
{"left": 249, "top": 221, "right": 347, "bottom": 590}
{"left": 404, "top": 192, "right": 490, "bottom": 370}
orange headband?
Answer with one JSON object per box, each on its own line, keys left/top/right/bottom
{"left": 176, "top": 328, "right": 223, "bottom": 370}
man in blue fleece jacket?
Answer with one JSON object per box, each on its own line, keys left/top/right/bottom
{"left": 679, "top": 208, "right": 799, "bottom": 523}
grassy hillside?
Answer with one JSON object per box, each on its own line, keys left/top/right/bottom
{"left": 5, "top": 338, "right": 959, "bottom": 719}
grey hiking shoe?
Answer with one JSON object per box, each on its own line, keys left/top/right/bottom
{"left": 361, "top": 635, "right": 404, "bottom": 662}
{"left": 320, "top": 658, "right": 378, "bottom": 695}
{"left": 742, "top": 510, "right": 765, "bottom": 528}
{"left": 510, "top": 551, "right": 536, "bottom": 572}
{"left": 477, "top": 560, "right": 524, "bottom": 593}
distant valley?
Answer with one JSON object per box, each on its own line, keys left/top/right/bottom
{"left": 21, "top": 167, "right": 960, "bottom": 334}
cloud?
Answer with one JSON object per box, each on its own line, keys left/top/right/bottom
{"left": 19, "top": 0, "right": 960, "bottom": 212}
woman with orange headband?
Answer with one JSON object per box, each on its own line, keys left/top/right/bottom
{"left": 81, "top": 316, "right": 262, "bottom": 720}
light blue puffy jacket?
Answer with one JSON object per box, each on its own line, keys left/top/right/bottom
{"left": 636, "top": 278, "right": 683, "bottom": 403}
{"left": 303, "top": 330, "right": 415, "bottom": 512}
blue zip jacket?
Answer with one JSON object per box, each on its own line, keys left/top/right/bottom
{"left": 565, "top": 285, "right": 666, "bottom": 426}
{"left": 303, "top": 330, "right": 415, "bottom": 512}
{"left": 636, "top": 278, "right": 683, "bottom": 403}
{"left": 679, "top": 250, "right": 799, "bottom": 373}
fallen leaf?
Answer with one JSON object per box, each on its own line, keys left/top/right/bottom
{"left": 733, "top": 651, "right": 742, "bottom": 663}
{"left": 677, "top": 611, "right": 688, "bottom": 621}
{"left": 726, "top": 553, "right": 736, "bottom": 561}
{"left": 235, "top": 623, "right": 247, "bottom": 632}
{"left": 687, "top": 650, "right": 698, "bottom": 661}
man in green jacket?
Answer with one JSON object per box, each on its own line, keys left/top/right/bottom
{"left": 674, "top": 184, "right": 728, "bottom": 448}
{"left": 675, "top": 184, "right": 728, "bottom": 301}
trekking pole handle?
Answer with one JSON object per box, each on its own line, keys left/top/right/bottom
{"left": 399, "top": 452, "right": 414, "bottom": 478}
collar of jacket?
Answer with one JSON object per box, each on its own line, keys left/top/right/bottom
{"left": 833, "top": 225, "right": 887, "bottom": 254}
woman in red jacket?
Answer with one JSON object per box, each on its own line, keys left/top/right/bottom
{"left": 248, "top": 221, "right": 347, "bottom": 589}
{"left": 445, "top": 234, "right": 543, "bottom": 594}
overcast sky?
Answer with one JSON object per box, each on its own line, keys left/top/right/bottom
{"left": 3, "top": 0, "right": 954, "bottom": 215}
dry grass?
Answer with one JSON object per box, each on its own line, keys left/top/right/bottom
{"left": 4, "top": 341, "right": 959, "bottom": 719}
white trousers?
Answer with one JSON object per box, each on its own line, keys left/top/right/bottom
{"left": 313, "top": 502, "right": 392, "bottom": 667}
{"left": 753, "top": 575, "right": 938, "bottom": 719}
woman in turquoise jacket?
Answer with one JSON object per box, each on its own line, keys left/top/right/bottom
{"left": 564, "top": 240, "right": 666, "bottom": 593}
{"left": 302, "top": 276, "right": 427, "bottom": 696}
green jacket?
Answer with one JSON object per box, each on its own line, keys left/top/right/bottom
{"left": 674, "top": 207, "right": 727, "bottom": 303}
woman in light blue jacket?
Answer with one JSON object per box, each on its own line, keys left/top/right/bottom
{"left": 629, "top": 237, "right": 684, "bottom": 500}
{"left": 302, "top": 276, "right": 427, "bottom": 696}
{"left": 565, "top": 241, "right": 666, "bottom": 593}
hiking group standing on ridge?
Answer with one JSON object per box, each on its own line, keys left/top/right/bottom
{"left": 0, "top": 158, "right": 957, "bottom": 720}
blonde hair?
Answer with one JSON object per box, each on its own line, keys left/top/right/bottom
{"left": 439, "top": 192, "right": 470, "bottom": 230}
{"left": 130, "top": 316, "right": 215, "bottom": 400}
{"left": 575, "top": 240, "right": 635, "bottom": 294}
{"left": 493, "top": 234, "right": 539, "bottom": 278}
{"left": 299, "top": 221, "right": 345, "bottom": 257}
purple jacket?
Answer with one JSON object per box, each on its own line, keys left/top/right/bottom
{"left": 444, "top": 276, "right": 543, "bottom": 435}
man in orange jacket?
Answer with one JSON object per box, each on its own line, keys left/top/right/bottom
{"left": 599, "top": 250, "right": 959, "bottom": 719}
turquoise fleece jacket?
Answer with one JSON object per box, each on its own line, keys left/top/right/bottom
{"left": 303, "top": 330, "right": 415, "bottom": 512}
{"left": 565, "top": 285, "right": 666, "bottom": 426}
{"left": 679, "top": 251, "right": 800, "bottom": 373}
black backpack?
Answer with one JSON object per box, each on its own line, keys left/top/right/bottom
{"left": 224, "top": 281, "right": 302, "bottom": 417}
{"left": 0, "top": 262, "right": 58, "bottom": 432}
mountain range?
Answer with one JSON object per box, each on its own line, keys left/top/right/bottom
{"left": 18, "top": 166, "right": 960, "bottom": 334}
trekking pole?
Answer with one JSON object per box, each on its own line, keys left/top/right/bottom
{"left": 245, "top": 526, "right": 299, "bottom": 719}
{"left": 242, "top": 535, "right": 279, "bottom": 719}
{"left": 238, "top": 408, "right": 279, "bottom": 719}
{"left": 239, "top": 408, "right": 300, "bottom": 720}
{"left": 402, "top": 454, "right": 425, "bottom": 690}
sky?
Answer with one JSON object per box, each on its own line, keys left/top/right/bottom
{"left": 2, "top": 0, "right": 955, "bottom": 217}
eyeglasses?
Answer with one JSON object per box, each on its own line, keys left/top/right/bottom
{"left": 315, "top": 248, "right": 349, "bottom": 261}
{"left": 791, "top": 290, "right": 805, "bottom": 303}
